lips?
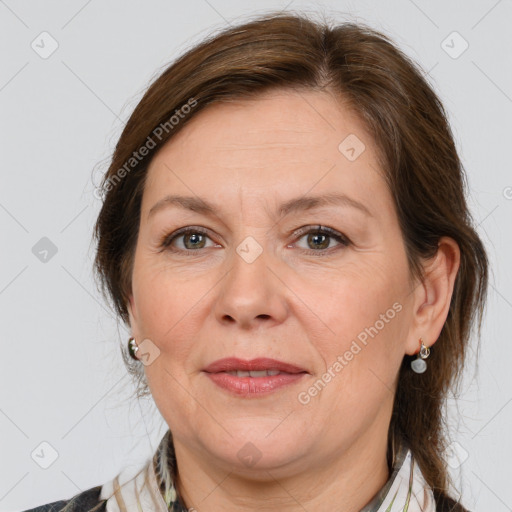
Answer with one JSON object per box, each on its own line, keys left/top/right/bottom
{"left": 203, "top": 357, "right": 308, "bottom": 396}
{"left": 203, "top": 357, "right": 308, "bottom": 375}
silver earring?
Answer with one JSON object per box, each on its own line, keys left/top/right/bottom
{"left": 411, "top": 338, "right": 430, "bottom": 373}
{"left": 128, "top": 337, "right": 139, "bottom": 361}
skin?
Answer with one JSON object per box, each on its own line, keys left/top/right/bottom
{"left": 127, "top": 88, "right": 460, "bottom": 512}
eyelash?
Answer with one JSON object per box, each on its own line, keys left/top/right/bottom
{"left": 158, "top": 225, "right": 350, "bottom": 257}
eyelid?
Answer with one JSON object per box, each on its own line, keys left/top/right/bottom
{"left": 291, "top": 224, "right": 345, "bottom": 240}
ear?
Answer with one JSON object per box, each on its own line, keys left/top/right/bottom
{"left": 404, "top": 236, "right": 461, "bottom": 356}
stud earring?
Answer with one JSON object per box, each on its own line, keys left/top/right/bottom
{"left": 128, "top": 337, "right": 139, "bottom": 361}
{"left": 410, "top": 338, "right": 430, "bottom": 374}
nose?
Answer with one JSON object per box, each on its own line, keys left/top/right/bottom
{"left": 213, "top": 240, "right": 289, "bottom": 329}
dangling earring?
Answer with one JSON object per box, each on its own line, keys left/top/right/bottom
{"left": 411, "top": 337, "right": 430, "bottom": 373}
{"left": 128, "top": 337, "right": 139, "bottom": 361}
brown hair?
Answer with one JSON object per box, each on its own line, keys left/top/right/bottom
{"left": 92, "top": 10, "right": 488, "bottom": 503}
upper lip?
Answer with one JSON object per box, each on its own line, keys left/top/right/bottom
{"left": 203, "top": 357, "right": 308, "bottom": 374}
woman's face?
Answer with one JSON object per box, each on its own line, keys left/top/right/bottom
{"left": 128, "top": 89, "right": 422, "bottom": 476}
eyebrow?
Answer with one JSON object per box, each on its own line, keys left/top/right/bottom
{"left": 148, "top": 192, "right": 373, "bottom": 220}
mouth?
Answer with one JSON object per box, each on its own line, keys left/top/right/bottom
{"left": 202, "top": 357, "right": 308, "bottom": 396}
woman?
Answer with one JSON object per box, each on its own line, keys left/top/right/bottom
{"left": 24, "top": 11, "right": 488, "bottom": 512}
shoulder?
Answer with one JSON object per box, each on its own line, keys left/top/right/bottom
{"left": 20, "top": 485, "right": 106, "bottom": 512}
{"left": 433, "top": 489, "right": 472, "bottom": 512}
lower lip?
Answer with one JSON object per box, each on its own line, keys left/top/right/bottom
{"left": 204, "top": 371, "right": 307, "bottom": 396}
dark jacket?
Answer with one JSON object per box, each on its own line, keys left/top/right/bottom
{"left": 21, "top": 485, "right": 470, "bottom": 512}
{"left": 21, "top": 486, "right": 107, "bottom": 512}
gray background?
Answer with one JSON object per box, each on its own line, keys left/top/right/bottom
{"left": 1, "top": 1, "right": 511, "bottom": 511}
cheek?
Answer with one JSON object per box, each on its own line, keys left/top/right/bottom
{"left": 134, "top": 252, "right": 194, "bottom": 322}
{"left": 131, "top": 264, "right": 194, "bottom": 357}
{"left": 311, "top": 261, "right": 406, "bottom": 371}
{"left": 310, "top": 281, "right": 404, "bottom": 425}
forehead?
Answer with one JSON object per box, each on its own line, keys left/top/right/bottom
{"left": 142, "top": 89, "right": 389, "bottom": 217}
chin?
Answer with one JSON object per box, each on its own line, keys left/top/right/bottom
{"left": 198, "top": 425, "right": 311, "bottom": 473}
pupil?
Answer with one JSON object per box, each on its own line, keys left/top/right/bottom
{"left": 309, "top": 233, "right": 328, "bottom": 249}
{"left": 186, "top": 233, "right": 204, "bottom": 249}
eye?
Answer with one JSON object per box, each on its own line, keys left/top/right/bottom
{"left": 291, "top": 225, "right": 350, "bottom": 255}
{"left": 159, "top": 225, "right": 350, "bottom": 256}
{"left": 159, "top": 226, "right": 218, "bottom": 253}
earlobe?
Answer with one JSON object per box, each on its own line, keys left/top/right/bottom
{"left": 405, "top": 237, "right": 460, "bottom": 356}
